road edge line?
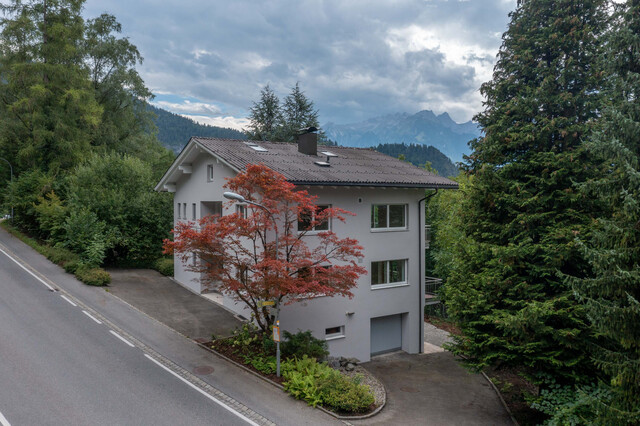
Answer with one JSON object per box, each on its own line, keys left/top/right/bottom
{"left": 0, "top": 409, "right": 11, "bottom": 426}
{"left": 0, "top": 246, "right": 55, "bottom": 291}
{"left": 144, "top": 354, "right": 260, "bottom": 426}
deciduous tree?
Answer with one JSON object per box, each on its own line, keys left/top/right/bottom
{"left": 165, "top": 164, "right": 366, "bottom": 332}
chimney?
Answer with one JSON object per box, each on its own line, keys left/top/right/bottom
{"left": 297, "top": 127, "right": 318, "bottom": 155}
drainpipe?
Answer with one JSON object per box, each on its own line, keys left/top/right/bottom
{"left": 418, "top": 188, "right": 438, "bottom": 353}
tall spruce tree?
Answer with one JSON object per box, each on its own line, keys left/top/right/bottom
{"left": 246, "top": 84, "right": 282, "bottom": 141}
{"left": 446, "top": 0, "right": 608, "bottom": 384}
{"left": 280, "top": 82, "right": 319, "bottom": 142}
{"left": 570, "top": 0, "right": 640, "bottom": 421}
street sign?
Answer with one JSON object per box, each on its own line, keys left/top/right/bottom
{"left": 273, "top": 326, "right": 280, "bottom": 342}
{"left": 257, "top": 300, "right": 275, "bottom": 308}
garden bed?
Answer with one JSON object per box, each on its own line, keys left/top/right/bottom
{"left": 207, "top": 326, "right": 384, "bottom": 418}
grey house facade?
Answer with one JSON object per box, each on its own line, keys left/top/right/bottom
{"left": 155, "top": 134, "right": 457, "bottom": 362}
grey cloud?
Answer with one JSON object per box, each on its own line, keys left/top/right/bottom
{"left": 84, "top": 0, "right": 516, "bottom": 124}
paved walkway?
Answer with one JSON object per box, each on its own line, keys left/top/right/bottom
{"left": 106, "top": 269, "right": 241, "bottom": 340}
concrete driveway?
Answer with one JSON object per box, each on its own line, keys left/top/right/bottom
{"left": 106, "top": 269, "right": 241, "bottom": 340}
{"left": 352, "top": 351, "right": 514, "bottom": 426}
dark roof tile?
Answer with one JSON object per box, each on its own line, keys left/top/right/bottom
{"left": 193, "top": 137, "right": 458, "bottom": 189}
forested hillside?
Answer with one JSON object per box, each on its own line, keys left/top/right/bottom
{"left": 374, "top": 143, "right": 458, "bottom": 177}
{"left": 149, "top": 104, "right": 246, "bottom": 152}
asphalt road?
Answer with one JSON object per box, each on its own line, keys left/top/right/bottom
{"left": 0, "top": 250, "right": 249, "bottom": 426}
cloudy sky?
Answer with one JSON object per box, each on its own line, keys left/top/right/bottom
{"left": 84, "top": 0, "right": 516, "bottom": 130}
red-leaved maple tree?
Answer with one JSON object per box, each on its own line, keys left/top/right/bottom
{"left": 164, "top": 163, "right": 366, "bottom": 332}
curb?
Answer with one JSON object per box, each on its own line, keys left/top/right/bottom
{"left": 197, "top": 342, "right": 386, "bottom": 421}
{"left": 481, "top": 371, "right": 519, "bottom": 426}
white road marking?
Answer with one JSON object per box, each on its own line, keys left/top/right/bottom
{"left": 60, "top": 295, "right": 77, "bottom": 307}
{"left": 0, "top": 246, "right": 55, "bottom": 291}
{"left": 0, "top": 409, "right": 11, "bottom": 426}
{"left": 109, "top": 330, "right": 135, "bottom": 347}
{"left": 144, "top": 354, "right": 260, "bottom": 426}
{"left": 82, "top": 310, "right": 102, "bottom": 324}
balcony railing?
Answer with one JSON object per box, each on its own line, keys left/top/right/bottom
{"left": 425, "top": 276, "right": 443, "bottom": 303}
{"left": 425, "top": 225, "right": 432, "bottom": 249}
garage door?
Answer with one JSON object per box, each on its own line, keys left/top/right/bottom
{"left": 370, "top": 314, "right": 402, "bottom": 356}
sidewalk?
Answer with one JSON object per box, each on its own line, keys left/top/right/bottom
{"left": 106, "top": 268, "right": 241, "bottom": 341}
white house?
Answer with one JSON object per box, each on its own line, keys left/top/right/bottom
{"left": 155, "top": 131, "right": 457, "bottom": 362}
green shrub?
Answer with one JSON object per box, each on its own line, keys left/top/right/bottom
{"left": 242, "top": 354, "right": 277, "bottom": 375}
{"left": 63, "top": 208, "right": 110, "bottom": 265}
{"left": 154, "top": 257, "right": 174, "bottom": 276}
{"left": 45, "top": 246, "right": 78, "bottom": 266}
{"left": 261, "top": 332, "right": 276, "bottom": 353}
{"left": 281, "top": 330, "right": 329, "bottom": 361}
{"left": 75, "top": 265, "right": 111, "bottom": 286}
{"left": 282, "top": 356, "right": 331, "bottom": 407}
{"left": 63, "top": 258, "right": 81, "bottom": 274}
{"left": 281, "top": 355, "right": 374, "bottom": 413}
{"left": 318, "top": 372, "right": 375, "bottom": 413}
{"left": 230, "top": 323, "right": 260, "bottom": 348}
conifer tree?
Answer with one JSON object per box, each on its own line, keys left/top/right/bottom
{"left": 246, "top": 84, "right": 282, "bottom": 141}
{"left": 570, "top": 0, "right": 640, "bottom": 421}
{"left": 280, "top": 82, "right": 319, "bottom": 142}
{"left": 446, "top": 0, "right": 608, "bottom": 384}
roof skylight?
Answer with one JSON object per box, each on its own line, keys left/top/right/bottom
{"left": 243, "top": 142, "right": 268, "bottom": 152}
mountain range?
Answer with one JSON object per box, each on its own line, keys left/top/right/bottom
{"left": 149, "top": 105, "right": 473, "bottom": 175}
{"left": 322, "top": 110, "right": 480, "bottom": 163}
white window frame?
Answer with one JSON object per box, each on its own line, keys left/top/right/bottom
{"left": 298, "top": 204, "right": 331, "bottom": 233}
{"left": 325, "top": 325, "right": 345, "bottom": 341}
{"left": 235, "top": 204, "right": 248, "bottom": 219}
{"left": 176, "top": 203, "right": 181, "bottom": 219}
{"left": 371, "top": 259, "right": 409, "bottom": 289}
{"left": 207, "top": 164, "right": 214, "bottom": 182}
{"left": 192, "top": 203, "right": 197, "bottom": 220}
{"left": 370, "top": 204, "right": 408, "bottom": 231}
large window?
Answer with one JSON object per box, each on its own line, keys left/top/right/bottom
{"left": 371, "top": 259, "right": 407, "bottom": 287}
{"left": 298, "top": 205, "right": 330, "bottom": 232}
{"left": 371, "top": 204, "right": 407, "bottom": 230}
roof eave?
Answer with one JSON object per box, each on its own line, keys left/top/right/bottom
{"left": 154, "top": 138, "right": 242, "bottom": 192}
{"left": 288, "top": 181, "right": 459, "bottom": 189}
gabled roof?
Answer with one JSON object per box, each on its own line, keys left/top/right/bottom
{"left": 155, "top": 137, "right": 458, "bottom": 192}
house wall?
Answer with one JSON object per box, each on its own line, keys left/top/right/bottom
{"left": 173, "top": 155, "right": 427, "bottom": 362}
{"left": 173, "top": 153, "right": 236, "bottom": 293}
{"left": 222, "top": 186, "right": 426, "bottom": 363}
